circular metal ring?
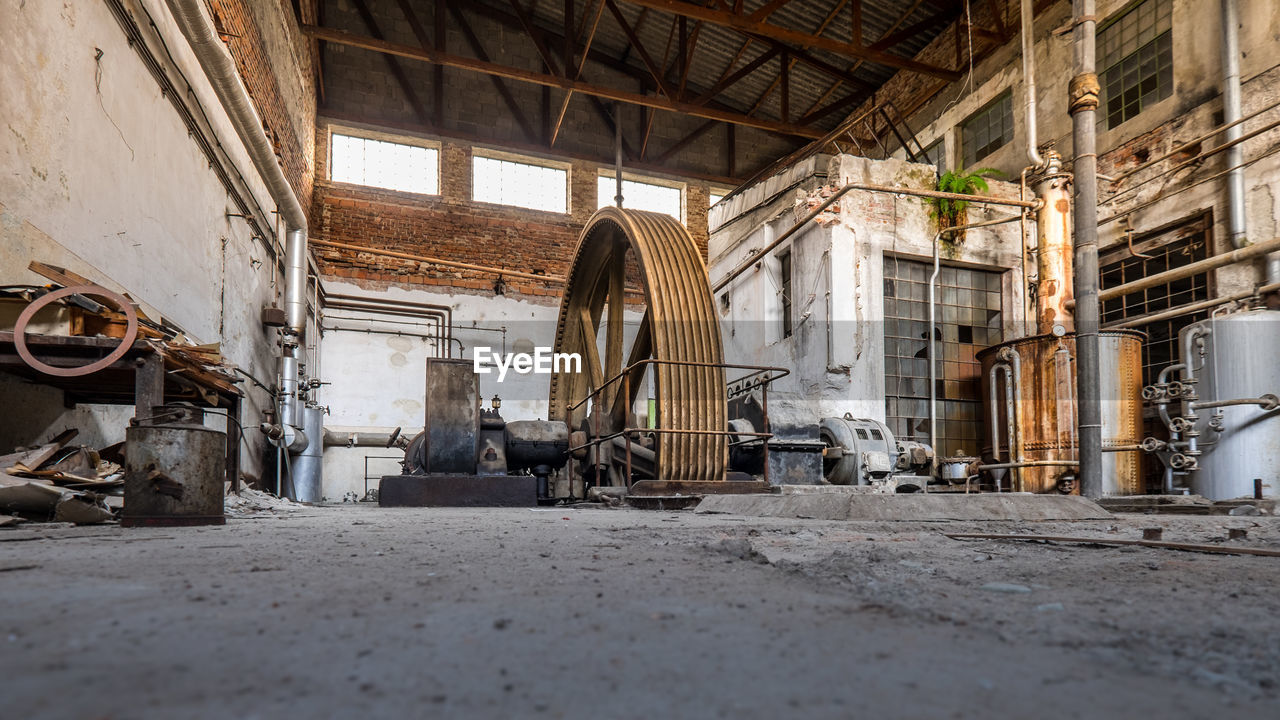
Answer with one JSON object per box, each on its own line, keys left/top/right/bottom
{"left": 14, "top": 285, "right": 140, "bottom": 377}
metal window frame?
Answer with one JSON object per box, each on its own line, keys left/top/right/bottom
{"left": 960, "top": 89, "right": 1014, "bottom": 167}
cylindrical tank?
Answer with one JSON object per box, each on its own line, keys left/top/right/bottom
{"left": 977, "top": 330, "right": 1144, "bottom": 495}
{"left": 1182, "top": 308, "right": 1280, "bottom": 500}
{"left": 122, "top": 406, "right": 227, "bottom": 526}
{"left": 291, "top": 405, "right": 325, "bottom": 502}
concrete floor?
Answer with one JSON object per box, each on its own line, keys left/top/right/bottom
{"left": 3, "top": 503, "right": 1278, "bottom": 718}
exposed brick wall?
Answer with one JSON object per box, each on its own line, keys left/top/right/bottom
{"left": 209, "top": 0, "right": 317, "bottom": 209}
{"left": 312, "top": 121, "right": 714, "bottom": 301}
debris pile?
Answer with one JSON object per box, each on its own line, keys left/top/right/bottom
{"left": 0, "top": 429, "right": 119, "bottom": 525}
{"left": 224, "top": 488, "right": 305, "bottom": 518}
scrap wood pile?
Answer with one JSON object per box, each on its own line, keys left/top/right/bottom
{"left": 0, "top": 429, "right": 119, "bottom": 526}
{"left": 2, "top": 260, "right": 242, "bottom": 403}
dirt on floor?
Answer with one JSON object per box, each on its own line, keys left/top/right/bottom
{"left": 2, "top": 502, "right": 1278, "bottom": 718}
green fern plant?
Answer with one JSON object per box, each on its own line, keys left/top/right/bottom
{"left": 929, "top": 167, "right": 1004, "bottom": 242}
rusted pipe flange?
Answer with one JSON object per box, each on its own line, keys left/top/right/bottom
{"left": 14, "top": 284, "right": 140, "bottom": 377}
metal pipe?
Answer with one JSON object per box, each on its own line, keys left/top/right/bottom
{"left": 1221, "top": 0, "right": 1247, "bottom": 253}
{"left": 712, "top": 183, "right": 1035, "bottom": 293}
{"left": 1106, "top": 281, "right": 1280, "bottom": 328}
{"left": 310, "top": 238, "right": 558, "bottom": 283}
{"left": 928, "top": 231, "right": 941, "bottom": 479}
{"left": 1091, "top": 236, "right": 1280, "bottom": 303}
{"left": 1021, "top": 0, "right": 1044, "bottom": 168}
{"left": 1070, "top": 0, "right": 1103, "bottom": 498}
{"left": 165, "top": 0, "right": 312, "bottom": 453}
{"left": 978, "top": 460, "right": 1077, "bottom": 471}
{"left": 1000, "top": 346, "right": 1026, "bottom": 491}
{"left": 615, "top": 104, "right": 624, "bottom": 207}
{"left": 1192, "top": 394, "right": 1279, "bottom": 411}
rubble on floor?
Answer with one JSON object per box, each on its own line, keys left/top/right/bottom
{"left": 1, "top": 429, "right": 121, "bottom": 525}
{"left": 223, "top": 488, "right": 306, "bottom": 518}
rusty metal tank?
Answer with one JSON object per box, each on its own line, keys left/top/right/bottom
{"left": 977, "top": 330, "right": 1144, "bottom": 495}
{"left": 122, "top": 406, "right": 227, "bottom": 526}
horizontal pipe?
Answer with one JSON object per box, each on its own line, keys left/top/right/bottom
{"left": 325, "top": 292, "right": 453, "bottom": 314}
{"left": 1105, "top": 281, "right": 1280, "bottom": 328}
{"left": 978, "top": 460, "right": 1078, "bottom": 471}
{"left": 1083, "top": 236, "right": 1280, "bottom": 304}
{"left": 311, "top": 238, "right": 559, "bottom": 283}
{"left": 1192, "top": 395, "right": 1278, "bottom": 411}
{"left": 713, "top": 183, "right": 1036, "bottom": 293}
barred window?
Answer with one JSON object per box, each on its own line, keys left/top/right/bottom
{"left": 961, "top": 91, "right": 1013, "bottom": 167}
{"left": 1098, "top": 0, "right": 1173, "bottom": 129}
{"left": 1100, "top": 217, "right": 1210, "bottom": 386}
{"left": 473, "top": 154, "right": 568, "bottom": 213}
{"left": 598, "top": 173, "right": 683, "bottom": 221}
{"left": 330, "top": 133, "right": 439, "bottom": 195}
{"left": 920, "top": 139, "right": 947, "bottom": 173}
{"left": 883, "top": 257, "right": 1004, "bottom": 456}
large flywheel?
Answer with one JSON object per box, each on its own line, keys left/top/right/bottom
{"left": 548, "top": 207, "right": 727, "bottom": 484}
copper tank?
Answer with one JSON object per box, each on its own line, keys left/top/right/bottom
{"left": 977, "top": 330, "right": 1144, "bottom": 495}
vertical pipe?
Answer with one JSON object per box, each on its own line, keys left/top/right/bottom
{"left": 1021, "top": 0, "right": 1044, "bottom": 168}
{"left": 1220, "top": 0, "right": 1247, "bottom": 251}
{"left": 1070, "top": 0, "right": 1103, "bottom": 498}
{"left": 928, "top": 232, "right": 941, "bottom": 482}
{"left": 614, "top": 104, "right": 624, "bottom": 208}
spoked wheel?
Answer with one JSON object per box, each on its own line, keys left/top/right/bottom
{"left": 548, "top": 207, "right": 727, "bottom": 487}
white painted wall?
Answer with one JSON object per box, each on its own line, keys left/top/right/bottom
{"left": 0, "top": 0, "right": 311, "bottom": 479}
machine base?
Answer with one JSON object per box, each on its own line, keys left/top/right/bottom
{"left": 378, "top": 474, "right": 538, "bottom": 507}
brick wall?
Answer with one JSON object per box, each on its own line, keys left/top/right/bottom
{"left": 209, "top": 0, "right": 317, "bottom": 209}
{"left": 311, "top": 121, "right": 714, "bottom": 301}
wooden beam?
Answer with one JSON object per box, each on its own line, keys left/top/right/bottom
{"left": 690, "top": 45, "right": 780, "bottom": 105}
{"left": 745, "top": 0, "right": 799, "bottom": 23}
{"left": 617, "top": 0, "right": 960, "bottom": 79}
{"left": 868, "top": 6, "right": 964, "bottom": 52}
{"left": 779, "top": 50, "right": 789, "bottom": 122}
{"left": 604, "top": 0, "right": 676, "bottom": 98}
{"left": 303, "top": 27, "right": 825, "bottom": 139}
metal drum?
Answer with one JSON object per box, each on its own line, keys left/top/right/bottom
{"left": 122, "top": 406, "right": 226, "bottom": 526}
{"left": 1181, "top": 308, "right": 1280, "bottom": 500}
{"left": 978, "top": 330, "right": 1144, "bottom": 495}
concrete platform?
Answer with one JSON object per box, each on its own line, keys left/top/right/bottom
{"left": 378, "top": 474, "right": 537, "bottom": 507}
{"left": 696, "top": 492, "right": 1111, "bottom": 521}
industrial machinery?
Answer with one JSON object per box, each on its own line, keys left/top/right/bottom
{"left": 977, "top": 330, "right": 1144, "bottom": 494}
{"left": 976, "top": 153, "right": 1144, "bottom": 495}
{"left": 1144, "top": 306, "right": 1279, "bottom": 500}
{"left": 380, "top": 208, "right": 936, "bottom": 505}
{"left": 379, "top": 358, "right": 570, "bottom": 506}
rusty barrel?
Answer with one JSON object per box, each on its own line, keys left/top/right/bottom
{"left": 977, "top": 330, "right": 1144, "bottom": 495}
{"left": 122, "top": 406, "right": 227, "bottom": 526}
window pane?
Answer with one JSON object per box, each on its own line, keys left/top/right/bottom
{"left": 961, "top": 90, "right": 1013, "bottom": 166}
{"left": 1098, "top": 0, "right": 1173, "bottom": 129}
{"left": 330, "top": 133, "right": 439, "bottom": 195}
{"left": 598, "top": 175, "right": 683, "bottom": 221}
{"left": 472, "top": 155, "right": 568, "bottom": 213}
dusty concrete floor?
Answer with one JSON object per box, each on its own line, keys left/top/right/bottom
{"left": 3, "top": 503, "right": 1279, "bottom": 718}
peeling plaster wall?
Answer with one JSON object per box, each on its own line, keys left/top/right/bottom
{"left": 0, "top": 0, "right": 313, "bottom": 478}
{"left": 710, "top": 155, "right": 1027, "bottom": 432}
